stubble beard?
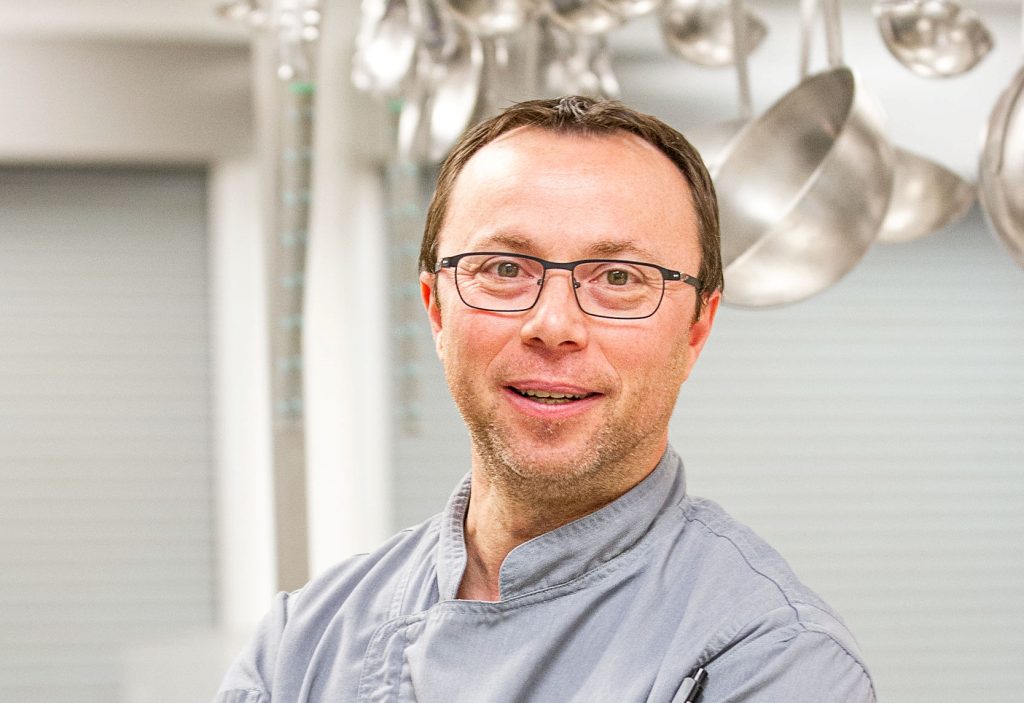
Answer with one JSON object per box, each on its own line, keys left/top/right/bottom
{"left": 450, "top": 377, "right": 678, "bottom": 515}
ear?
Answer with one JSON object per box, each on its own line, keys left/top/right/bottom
{"left": 682, "top": 289, "right": 720, "bottom": 378}
{"left": 420, "top": 270, "right": 444, "bottom": 360}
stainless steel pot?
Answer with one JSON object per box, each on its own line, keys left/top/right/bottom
{"left": 713, "top": 0, "right": 894, "bottom": 307}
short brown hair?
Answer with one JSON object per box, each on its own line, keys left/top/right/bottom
{"left": 418, "top": 95, "right": 723, "bottom": 314}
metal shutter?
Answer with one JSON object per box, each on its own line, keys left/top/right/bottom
{"left": 0, "top": 167, "right": 215, "bottom": 703}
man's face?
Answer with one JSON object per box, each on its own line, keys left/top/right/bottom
{"left": 420, "top": 128, "right": 719, "bottom": 490}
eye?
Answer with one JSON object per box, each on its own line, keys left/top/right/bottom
{"left": 496, "top": 261, "right": 521, "bottom": 278}
{"left": 605, "top": 269, "right": 630, "bottom": 286}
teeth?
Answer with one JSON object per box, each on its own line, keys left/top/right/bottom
{"left": 519, "top": 389, "right": 585, "bottom": 400}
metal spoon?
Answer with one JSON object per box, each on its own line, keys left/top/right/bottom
{"left": 874, "top": 0, "right": 993, "bottom": 78}
{"left": 659, "top": 0, "right": 767, "bottom": 68}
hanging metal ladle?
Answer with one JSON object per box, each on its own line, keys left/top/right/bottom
{"left": 874, "top": 0, "right": 994, "bottom": 78}
{"left": 876, "top": 147, "right": 975, "bottom": 243}
{"left": 978, "top": 0, "right": 1024, "bottom": 269}
{"left": 659, "top": 0, "right": 767, "bottom": 68}
{"left": 352, "top": 0, "right": 419, "bottom": 97}
{"left": 870, "top": 4, "right": 977, "bottom": 242}
{"left": 398, "top": 0, "right": 484, "bottom": 164}
{"left": 540, "top": 0, "right": 624, "bottom": 100}
{"left": 541, "top": 19, "right": 622, "bottom": 99}
{"left": 443, "top": 0, "right": 536, "bottom": 36}
{"left": 543, "top": 0, "right": 625, "bottom": 36}
{"left": 684, "top": 0, "right": 754, "bottom": 170}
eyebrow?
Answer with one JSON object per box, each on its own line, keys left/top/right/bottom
{"left": 470, "top": 232, "right": 660, "bottom": 262}
{"left": 584, "top": 239, "right": 659, "bottom": 261}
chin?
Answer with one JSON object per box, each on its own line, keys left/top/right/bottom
{"left": 471, "top": 421, "right": 640, "bottom": 494}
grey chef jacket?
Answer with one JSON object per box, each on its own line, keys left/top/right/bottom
{"left": 215, "top": 447, "right": 875, "bottom": 702}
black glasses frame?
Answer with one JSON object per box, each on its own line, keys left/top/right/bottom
{"left": 434, "top": 251, "right": 701, "bottom": 320}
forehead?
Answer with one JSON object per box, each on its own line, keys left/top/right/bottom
{"left": 440, "top": 128, "right": 700, "bottom": 265}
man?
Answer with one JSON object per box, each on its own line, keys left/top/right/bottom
{"left": 216, "top": 96, "right": 875, "bottom": 702}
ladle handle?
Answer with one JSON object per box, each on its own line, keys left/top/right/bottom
{"left": 799, "top": 0, "right": 816, "bottom": 79}
{"left": 823, "top": 0, "right": 844, "bottom": 67}
{"left": 731, "top": 0, "right": 753, "bottom": 119}
{"left": 799, "top": 0, "right": 844, "bottom": 79}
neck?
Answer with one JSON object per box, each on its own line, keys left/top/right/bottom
{"left": 456, "top": 446, "right": 663, "bottom": 601}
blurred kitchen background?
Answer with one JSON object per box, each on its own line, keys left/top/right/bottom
{"left": 1, "top": 0, "right": 1022, "bottom": 701}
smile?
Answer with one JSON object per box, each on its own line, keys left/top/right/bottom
{"left": 510, "top": 387, "right": 597, "bottom": 404}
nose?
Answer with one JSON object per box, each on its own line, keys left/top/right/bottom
{"left": 519, "top": 270, "right": 589, "bottom": 351}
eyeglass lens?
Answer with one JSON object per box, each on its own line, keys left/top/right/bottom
{"left": 453, "top": 254, "right": 665, "bottom": 319}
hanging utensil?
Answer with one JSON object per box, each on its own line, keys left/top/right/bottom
{"left": 684, "top": 0, "right": 753, "bottom": 170}
{"left": 978, "top": 1, "right": 1024, "bottom": 269}
{"left": 870, "top": 2, "right": 978, "bottom": 242}
{"left": 877, "top": 148, "right": 975, "bottom": 243}
{"left": 399, "top": 0, "right": 485, "bottom": 164}
{"left": 713, "top": 0, "right": 894, "bottom": 307}
{"left": 352, "top": 0, "right": 419, "bottom": 97}
{"left": 536, "top": 1, "right": 622, "bottom": 100}
{"left": 542, "top": 21, "right": 621, "bottom": 98}
{"left": 659, "top": 0, "right": 767, "bottom": 68}
{"left": 442, "top": 0, "right": 536, "bottom": 37}
{"left": 874, "top": 0, "right": 994, "bottom": 78}
{"left": 601, "top": 0, "right": 664, "bottom": 20}
{"left": 542, "top": 0, "right": 625, "bottom": 36}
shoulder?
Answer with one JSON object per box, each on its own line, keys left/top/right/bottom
{"left": 214, "top": 514, "right": 444, "bottom": 700}
{"left": 674, "top": 495, "right": 842, "bottom": 619}
{"left": 670, "top": 496, "right": 875, "bottom": 700}
{"left": 287, "top": 513, "right": 443, "bottom": 625}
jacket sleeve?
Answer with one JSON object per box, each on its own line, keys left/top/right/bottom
{"left": 212, "top": 591, "right": 292, "bottom": 703}
{"left": 696, "top": 628, "right": 876, "bottom": 703}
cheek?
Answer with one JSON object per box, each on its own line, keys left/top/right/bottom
{"left": 608, "top": 329, "right": 692, "bottom": 390}
{"left": 441, "top": 310, "right": 515, "bottom": 373}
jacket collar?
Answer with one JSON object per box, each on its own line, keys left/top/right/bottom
{"left": 436, "top": 446, "right": 687, "bottom": 601}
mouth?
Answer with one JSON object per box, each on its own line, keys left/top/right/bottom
{"left": 508, "top": 386, "right": 599, "bottom": 405}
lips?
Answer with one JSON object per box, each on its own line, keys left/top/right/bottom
{"left": 507, "top": 385, "right": 600, "bottom": 405}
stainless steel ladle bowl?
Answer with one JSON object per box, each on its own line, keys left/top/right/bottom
{"left": 659, "top": 0, "right": 767, "bottom": 68}
{"left": 443, "top": 0, "right": 536, "bottom": 37}
{"left": 542, "top": 0, "right": 625, "bottom": 36}
{"left": 874, "top": 0, "right": 994, "bottom": 78}
{"left": 877, "top": 148, "right": 975, "bottom": 243}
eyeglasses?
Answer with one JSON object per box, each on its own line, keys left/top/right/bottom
{"left": 434, "top": 252, "right": 700, "bottom": 320}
